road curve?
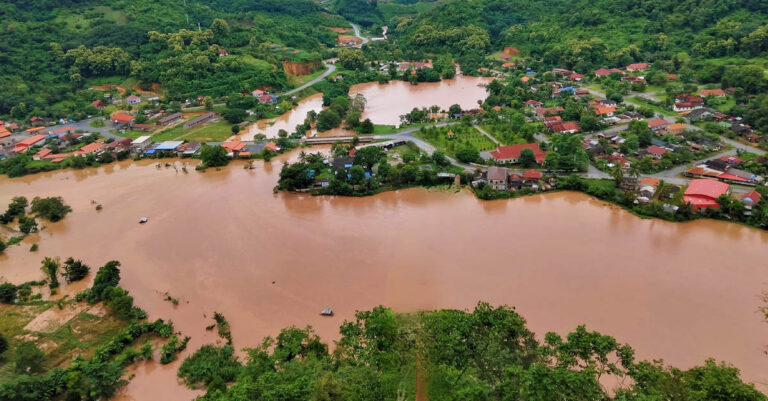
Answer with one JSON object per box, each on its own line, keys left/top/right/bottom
{"left": 279, "top": 63, "right": 337, "bottom": 97}
{"left": 350, "top": 23, "right": 369, "bottom": 45}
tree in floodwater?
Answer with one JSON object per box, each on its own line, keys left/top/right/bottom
{"left": 41, "top": 257, "right": 60, "bottom": 289}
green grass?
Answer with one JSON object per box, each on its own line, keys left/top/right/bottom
{"left": 92, "top": 6, "right": 127, "bottom": 25}
{"left": 236, "top": 55, "right": 273, "bottom": 69}
{"left": 414, "top": 125, "right": 496, "bottom": 157}
{"left": 373, "top": 124, "right": 398, "bottom": 134}
{"left": 150, "top": 121, "right": 234, "bottom": 143}
{"left": 626, "top": 97, "right": 677, "bottom": 116}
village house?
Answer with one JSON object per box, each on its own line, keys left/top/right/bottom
{"left": 131, "top": 136, "right": 152, "bottom": 152}
{"left": 645, "top": 145, "right": 669, "bottom": 159}
{"left": 667, "top": 123, "right": 687, "bottom": 135}
{"left": 522, "top": 170, "right": 542, "bottom": 185}
{"left": 648, "top": 118, "right": 669, "bottom": 132}
{"left": 486, "top": 166, "right": 508, "bottom": 191}
{"left": 489, "top": 143, "right": 546, "bottom": 164}
{"left": 699, "top": 89, "right": 726, "bottom": 98}
{"left": 33, "top": 148, "right": 53, "bottom": 160}
{"left": 251, "top": 89, "right": 266, "bottom": 98}
{"left": 181, "top": 142, "right": 202, "bottom": 157}
{"left": 524, "top": 100, "right": 543, "bottom": 108}
{"left": 183, "top": 112, "right": 216, "bottom": 129}
{"left": 741, "top": 190, "right": 762, "bottom": 206}
{"left": 12, "top": 134, "right": 46, "bottom": 154}
{"left": 53, "top": 126, "right": 75, "bottom": 136}
{"left": 552, "top": 122, "right": 579, "bottom": 134}
{"left": 126, "top": 95, "right": 141, "bottom": 105}
{"left": 112, "top": 113, "right": 135, "bottom": 127}
{"left": 638, "top": 177, "right": 660, "bottom": 199}
{"left": 91, "top": 100, "right": 105, "bottom": 109}
{"left": 218, "top": 48, "right": 229, "bottom": 57}
{"left": 594, "top": 105, "right": 616, "bottom": 117}
{"left": 0, "top": 126, "right": 11, "bottom": 147}
{"left": 683, "top": 179, "right": 729, "bottom": 211}
{"left": 74, "top": 141, "right": 104, "bottom": 156}
{"left": 533, "top": 107, "right": 564, "bottom": 120}
{"left": 673, "top": 94, "right": 704, "bottom": 112}
{"left": 158, "top": 112, "right": 183, "bottom": 126}
{"left": 594, "top": 68, "right": 624, "bottom": 76}
{"left": 222, "top": 141, "right": 247, "bottom": 157}
{"left": 626, "top": 63, "right": 648, "bottom": 72}
{"left": 258, "top": 95, "right": 277, "bottom": 105}
{"left": 151, "top": 141, "right": 184, "bottom": 155}
{"left": 544, "top": 116, "right": 562, "bottom": 128}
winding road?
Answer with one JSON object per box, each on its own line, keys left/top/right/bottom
{"left": 279, "top": 63, "right": 337, "bottom": 97}
{"left": 350, "top": 23, "right": 369, "bottom": 45}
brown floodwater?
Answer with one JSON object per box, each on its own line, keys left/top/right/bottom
{"left": 1, "top": 155, "right": 767, "bottom": 399}
{"left": 241, "top": 75, "right": 491, "bottom": 139}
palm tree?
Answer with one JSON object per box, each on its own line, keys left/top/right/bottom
{"left": 298, "top": 151, "right": 307, "bottom": 163}
{"left": 611, "top": 166, "right": 624, "bottom": 188}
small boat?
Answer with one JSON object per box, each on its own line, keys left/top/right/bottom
{"left": 320, "top": 308, "right": 334, "bottom": 316}
{"left": 138, "top": 217, "right": 148, "bottom": 224}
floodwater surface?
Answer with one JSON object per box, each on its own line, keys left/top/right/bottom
{"left": 1, "top": 156, "right": 767, "bottom": 399}
{"left": 242, "top": 74, "right": 491, "bottom": 139}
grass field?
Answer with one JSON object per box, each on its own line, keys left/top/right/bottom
{"left": 415, "top": 125, "right": 496, "bottom": 157}
{"left": 0, "top": 300, "right": 130, "bottom": 385}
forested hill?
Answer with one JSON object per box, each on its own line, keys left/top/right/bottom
{"left": 390, "top": 0, "right": 768, "bottom": 71}
{"left": 0, "top": 0, "right": 346, "bottom": 116}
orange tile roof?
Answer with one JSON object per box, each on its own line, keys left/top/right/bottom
{"left": 19, "top": 134, "right": 47, "bottom": 146}
{"left": 668, "top": 123, "right": 687, "bottom": 131}
{"left": 34, "top": 148, "right": 53, "bottom": 158}
{"left": 265, "top": 142, "right": 279, "bottom": 152}
{"left": 222, "top": 141, "right": 246, "bottom": 152}
{"left": 26, "top": 126, "right": 46, "bottom": 133}
{"left": 112, "top": 114, "right": 135, "bottom": 124}
{"left": 75, "top": 142, "right": 104, "bottom": 155}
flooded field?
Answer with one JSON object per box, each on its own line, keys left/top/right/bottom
{"left": 0, "top": 155, "right": 767, "bottom": 398}
{"left": 242, "top": 74, "right": 491, "bottom": 139}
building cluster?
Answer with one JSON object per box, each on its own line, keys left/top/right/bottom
{"left": 684, "top": 155, "right": 764, "bottom": 185}
{"left": 472, "top": 166, "right": 554, "bottom": 192}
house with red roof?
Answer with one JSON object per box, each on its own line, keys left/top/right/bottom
{"left": 0, "top": 127, "right": 11, "bottom": 146}
{"left": 222, "top": 141, "right": 247, "bottom": 156}
{"left": 53, "top": 126, "right": 75, "bottom": 136}
{"left": 552, "top": 122, "right": 579, "bottom": 134}
{"left": 645, "top": 145, "right": 669, "bottom": 159}
{"left": 626, "top": 63, "right": 648, "bottom": 72}
{"left": 74, "top": 142, "right": 104, "bottom": 156}
{"left": 543, "top": 116, "right": 562, "bottom": 128}
{"left": 91, "top": 100, "right": 105, "bottom": 109}
{"left": 522, "top": 170, "right": 542, "bottom": 180}
{"left": 741, "top": 190, "right": 762, "bottom": 206}
{"left": 594, "top": 105, "right": 616, "bottom": 117}
{"left": 12, "top": 134, "right": 47, "bottom": 154}
{"left": 265, "top": 142, "right": 280, "bottom": 152}
{"left": 594, "top": 68, "right": 618, "bottom": 76}
{"left": 219, "top": 48, "right": 229, "bottom": 56}
{"left": 699, "top": 89, "right": 726, "bottom": 98}
{"left": 112, "top": 113, "right": 135, "bottom": 125}
{"left": 683, "top": 179, "right": 729, "bottom": 210}
{"left": 674, "top": 94, "right": 704, "bottom": 112}
{"left": 489, "top": 143, "right": 546, "bottom": 164}
{"left": 126, "top": 95, "right": 141, "bottom": 105}
{"left": 524, "top": 100, "right": 543, "bottom": 108}
{"left": 33, "top": 148, "right": 53, "bottom": 160}
{"left": 646, "top": 119, "right": 669, "bottom": 131}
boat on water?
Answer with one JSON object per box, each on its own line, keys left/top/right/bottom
{"left": 320, "top": 308, "right": 334, "bottom": 316}
{"left": 139, "top": 217, "right": 148, "bottom": 224}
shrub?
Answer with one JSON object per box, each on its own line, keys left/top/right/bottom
{"left": 14, "top": 342, "right": 45, "bottom": 374}
{"left": 30, "top": 196, "right": 72, "bottom": 222}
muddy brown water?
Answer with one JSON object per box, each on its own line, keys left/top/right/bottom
{"left": 242, "top": 75, "right": 491, "bottom": 140}
{"left": 1, "top": 155, "right": 767, "bottom": 398}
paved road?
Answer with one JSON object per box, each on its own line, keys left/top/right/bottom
{"left": 42, "top": 118, "right": 123, "bottom": 140}
{"left": 350, "top": 23, "right": 369, "bottom": 45}
{"left": 279, "top": 63, "right": 337, "bottom": 97}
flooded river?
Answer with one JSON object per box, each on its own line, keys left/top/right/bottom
{"left": 1, "top": 156, "right": 767, "bottom": 398}
{"left": 242, "top": 75, "right": 491, "bottom": 139}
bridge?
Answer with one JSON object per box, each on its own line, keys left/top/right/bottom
{"left": 303, "top": 136, "right": 375, "bottom": 145}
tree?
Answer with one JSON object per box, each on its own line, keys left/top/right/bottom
{"left": 316, "top": 109, "right": 341, "bottom": 132}
{"left": 41, "top": 257, "right": 60, "bottom": 289}
{"left": 0, "top": 283, "right": 16, "bottom": 304}
{"left": 0, "top": 332, "right": 7, "bottom": 356}
{"left": 18, "top": 216, "right": 38, "bottom": 234}
{"left": 518, "top": 148, "right": 537, "bottom": 167}
{"left": 354, "top": 147, "right": 384, "bottom": 169}
{"left": 14, "top": 342, "right": 45, "bottom": 374}
{"left": 200, "top": 145, "right": 229, "bottom": 168}
{"left": 211, "top": 19, "right": 230, "bottom": 38}
{"left": 63, "top": 257, "right": 90, "bottom": 283}
{"left": 221, "top": 108, "right": 246, "bottom": 124}
{"left": 88, "top": 260, "right": 122, "bottom": 302}
{"left": 543, "top": 152, "right": 561, "bottom": 171}
{"left": 1, "top": 196, "right": 28, "bottom": 223}
{"left": 449, "top": 104, "right": 462, "bottom": 116}
{"left": 349, "top": 165, "right": 366, "bottom": 186}
{"left": 432, "top": 151, "right": 449, "bottom": 167}
{"left": 358, "top": 118, "right": 374, "bottom": 134}
{"left": 338, "top": 49, "right": 366, "bottom": 70}
{"left": 30, "top": 197, "right": 72, "bottom": 222}
{"left": 456, "top": 146, "right": 479, "bottom": 163}
{"left": 231, "top": 125, "right": 241, "bottom": 134}
{"left": 203, "top": 97, "right": 214, "bottom": 110}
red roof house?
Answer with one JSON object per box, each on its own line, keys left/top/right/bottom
{"left": 489, "top": 143, "right": 546, "bottom": 164}
{"left": 12, "top": 134, "right": 47, "bottom": 153}
{"left": 524, "top": 100, "right": 543, "bottom": 108}
{"left": 626, "top": 63, "right": 648, "bottom": 71}
{"left": 741, "top": 190, "right": 762, "bottom": 205}
{"left": 683, "top": 179, "right": 729, "bottom": 210}
{"left": 699, "top": 89, "right": 726, "bottom": 97}
{"left": 74, "top": 142, "right": 104, "bottom": 156}
{"left": 645, "top": 145, "right": 669, "bottom": 158}
{"left": 552, "top": 122, "right": 579, "bottom": 134}
{"left": 222, "top": 141, "right": 247, "bottom": 152}
{"left": 523, "top": 170, "right": 542, "bottom": 180}
{"left": 647, "top": 119, "right": 669, "bottom": 130}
